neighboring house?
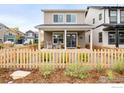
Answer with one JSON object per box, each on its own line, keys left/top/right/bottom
{"left": 85, "top": 6, "right": 124, "bottom": 48}
{"left": 35, "top": 9, "right": 93, "bottom": 50}
{"left": 25, "top": 30, "right": 38, "bottom": 44}
{"left": 0, "top": 23, "right": 24, "bottom": 44}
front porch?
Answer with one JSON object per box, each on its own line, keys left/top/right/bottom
{"left": 36, "top": 24, "right": 93, "bottom": 50}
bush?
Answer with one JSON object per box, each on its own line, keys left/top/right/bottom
{"left": 65, "top": 64, "right": 93, "bottom": 79}
{"left": 39, "top": 64, "right": 55, "bottom": 78}
{"left": 96, "top": 63, "right": 104, "bottom": 73}
{"left": 113, "top": 58, "right": 124, "bottom": 74}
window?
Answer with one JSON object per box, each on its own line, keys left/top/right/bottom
{"left": 28, "top": 33, "right": 33, "bottom": 37}
{"left": 89, "top": 35, "right": 90, "bottom": 43}
{"left": 93, "top": 18, "right": 95, "bottom": 24}
{"left": 109, "top": 10, "right": 117, "bottom": 23}
{"left": 120, "top": 10, "right": 124, "bottom": 23}
{"left": 66, "top": 14, "right": 76, "bottom": 23}
{"left": 99, "top": 13, "right": 102, "bottom": 20}
{"left": 99, "top": 32, "right": 102, "bottom": 43}
{"left": 119, "top": 32, "right": 124, "bottom": 44}
{"left": 53, "top": 33, "right": 63, "bottom": 44}
{"left": 108, "top": 32, "right": 116, "bottom": 44}
{"left": 108, "top": 32, "right": 124, "bottom": 44}
{"left": 53, "top": 14, "right": 63, "bottom": 23}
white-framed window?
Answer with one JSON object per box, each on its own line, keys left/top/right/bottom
{"left": 66, "top": 14, "right": 76, "bottom": 23}
{"left": 52, "top": 32, "right": 64, "bottom": 44}
{"left": 28, "top": 33, "right": 33, "bottom": 37}
{"left": 99, "top": 13, "right": 102, "bottom": 20}
{"left": 53, "top": 14, "right": 64, "bottom": 23}
{"left": 120, "top": 10, "right": 124, "bottom": 23}
{"left": 109, "top": 10, "right": 117, "bottom": 23}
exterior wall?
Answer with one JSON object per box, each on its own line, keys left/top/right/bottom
{"left": 78, "top": 32, "right": 85, "bottom": 48}
{"left": 44, "top": 11, "right": 85, "bottom": 24}
{"left": 85, "top": 8, "right": 105, "bottom": 26}
{"left": 44, "top": 31, "right": 52, "bottom": 48}
{"left": 85, "top": 7, "right": 124, "bottom": 48}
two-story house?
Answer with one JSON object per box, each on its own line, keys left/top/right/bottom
{"left": 0, "top": 23, "right": 25, "bottom": 44}
{"left": 36, "top": 9, "right": 93, "bottom": 50}
{"left": 85, "top": 6, "right": 124, "bottom": 48}
{"left": 25, "top": 30, "right": 38, "bottom": 44}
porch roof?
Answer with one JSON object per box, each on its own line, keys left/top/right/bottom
{"left": 35, "top": 24, "right": 93, "bottom": 31}
{"left": 103, "top": 24, "right": 124, "bottom": 31}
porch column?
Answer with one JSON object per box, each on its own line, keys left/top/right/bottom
{"left": 90, "top": 29, "right": 93, "bottom": 51}
{"left": 38, "top": 30, "right": 42, "bottom": 50}
{"left": 64, "top": 29, "right": 67, "bottom": 50}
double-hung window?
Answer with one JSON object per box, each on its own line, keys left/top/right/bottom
{"left": 108, "top": 32, "right": 116, "bottom": 44}
{"left": 120, "top": 10, "right": 124, "bottom": 23}
{"left": 66, "top": 14, "right": 76, "bottom": 23}
{"left": 109, "top": 10, "right": 117, "bottom": 24}
{"left": 119, "top": 32, "right": 124, "bottom": 44}
{"left": 53, "top": 14, "right": 63, "bottom": 23}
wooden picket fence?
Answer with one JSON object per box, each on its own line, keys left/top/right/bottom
{"left": 0, "top": 48, "right": 124, "bottom": 69}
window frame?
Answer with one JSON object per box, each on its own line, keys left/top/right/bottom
{"left": 98, "top": 32, "right": 102, "bottom": 43}
{"left": 93, "top": 18, "right": 95, "bottom": 24}
{"left": 120, "top": 10, "right": 124, "bottom": 23}
{"left": 99, "top": 13, "right": 102, "bottom": 20}
{"left": 52, "top": 32, "right": 64, "bottom": 44}
{"left": 52, "top": 13, "right": 64, "bottom": 24}
{"left": 66, "top": 14, "right": 77, "bottom": 24}
{"left": 109, "top": 10, "right": 117, "bottom": 24}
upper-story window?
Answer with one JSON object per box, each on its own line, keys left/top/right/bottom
{"left": 28, "top": 33, "right": 33, "bottom": 37}
{"left": 53, "top": 14, "right": 63, "bottom": 23}
{"left": 120, "top": 10, "right": 124, "bottom": 23}
{"left": 93, "top": 18, "right": 95, "bottom": 24}
{"left": 109, "top": 10, "right": 117, "bottom": 24}
{"left": 99, "top": 13, "right": 102, "bottom": 20}
{"left": 66, "top": 14, "right": 76, "bottom": 23}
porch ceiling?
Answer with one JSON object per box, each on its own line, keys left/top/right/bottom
{"left": 35, "top": 24, "right": 93, "bottom": 31}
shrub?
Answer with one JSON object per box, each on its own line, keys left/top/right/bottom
{"left": 106, "top": 69, "right": 113, "bottom": 80}
{"left": 65, "top": 64, "right": 93, "bottom": 79}
{"left": 96, "top": 63, "right": 104, "bottom": 73}
{"left": 39, "top": 64, "right": 55, "bottom": 78}
{"left": 113, "top": 58, "right": 124, "bottom": 74}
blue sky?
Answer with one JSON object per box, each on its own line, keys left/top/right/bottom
{"left": 0, "top": 4, "right": 89, "bottom": 32}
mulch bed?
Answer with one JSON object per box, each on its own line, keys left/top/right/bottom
{"left": 0, "top": 68, "right": 124, "bottom": 83}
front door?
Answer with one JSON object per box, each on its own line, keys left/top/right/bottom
{"left": 67, "top": 33, "right": 77, "bottom": 48}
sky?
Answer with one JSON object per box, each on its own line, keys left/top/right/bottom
{"left": 0, "top": 4, "right": 122, "bottom": 32}
{"left": 0, "top": 4, "right": 89, "bottom": 32}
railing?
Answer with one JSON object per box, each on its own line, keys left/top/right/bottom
{"left": 0, "top": 49, "right": 124, "bottom": 69}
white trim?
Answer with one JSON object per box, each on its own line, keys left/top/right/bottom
{"left": 90, "top": 29, "right": 93, "bottom": 51}
{"left": 52, "top": 13, "right": 64, "bottom": 24}
{"left": 64, "top": 30, "right": 67, "bottom": 50}
{"left": 65, "top": 13, "right": 77, "bottom": 24}
{"left": 38, "top": 30, "right": 41, "bottom": 50}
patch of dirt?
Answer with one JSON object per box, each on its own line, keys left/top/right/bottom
{"left": 0, "top": 68, "right": 124, "bottom": 83}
